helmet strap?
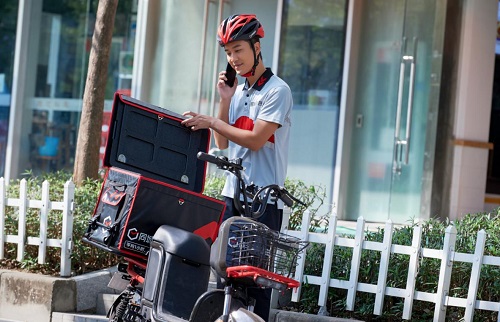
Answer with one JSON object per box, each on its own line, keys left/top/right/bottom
{"left": 242, "top": 39, "right": 261, "bottom": 77}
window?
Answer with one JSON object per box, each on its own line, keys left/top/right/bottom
{"left": 278, "top": 0, "right": 348, "bottom": 209}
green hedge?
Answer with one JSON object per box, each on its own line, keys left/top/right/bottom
{"left": 291, "top": 210, "right": 500, "bottom": 322}
{"left": 0, "top": 172, "right": 329, "bottom": 276}
{"left": 1, "top": 171, "right": 499, "bottom": 321}
{"left": 0, "top": 171, "right": 118, "bottom": 275}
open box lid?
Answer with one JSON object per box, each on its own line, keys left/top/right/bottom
{"left": 103, "top": 92, "right": 210, "bottom": 193}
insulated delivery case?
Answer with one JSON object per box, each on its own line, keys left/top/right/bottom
{"left": 83, "top": 93, "right": 225, "bottom": 261}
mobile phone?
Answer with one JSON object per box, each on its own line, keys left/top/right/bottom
{"left": 225, "top": 63, "right": 236, "bottom": 87}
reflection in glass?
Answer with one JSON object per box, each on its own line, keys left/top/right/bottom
{"left": 278, "top": 0, "right": 347, "bottom": 213}
{"left": 344, "top": 0, "right": 444, "bottom": 223}
{"left": 27, "top": 0, "right": 138, "bottom": 174}
{"left": 0, "top": 0, "right": 18, "bottom": 176}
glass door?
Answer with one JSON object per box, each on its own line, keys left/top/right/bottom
{"left": 344, "top": 0, "right": 443, "bottom": 223}
{"left": 279, "top": 0, "right": 348, "bottom": 213}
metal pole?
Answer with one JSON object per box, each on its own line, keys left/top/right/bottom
{"left": 196, "top": 0, "right": 210, "bottom": 113}
{"left": 209, "top": 0, "right": 224, "bottom": 118}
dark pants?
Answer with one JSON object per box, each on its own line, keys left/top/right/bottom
{"left": 219, "top": 197, "right": 283, "bottom": 321}
{"left": 222, "top": 197, "right": 283, "bottom": 231}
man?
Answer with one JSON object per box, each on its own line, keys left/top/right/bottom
{"left": 182, "top": 14, "right": 293, "bottom": 320}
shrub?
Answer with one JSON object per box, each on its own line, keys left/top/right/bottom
{"left": 0, "top": 172, "right": 329, "bottom": 276}
{"left": 284, "top": 177, "right": 330, "bottom": 232}
{"left": 4, "top": 170, "right": 499, "bottom": 321}
{"left": 203, "top": 174, "right": 331, "bottom": 232}
{"left": 292, "top": 208, "right": 500, "bottom": 322}
{"left": 0, "top": 170, "right": 118, "bottom": 276}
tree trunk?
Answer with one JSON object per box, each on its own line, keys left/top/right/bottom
{"left": 73, "top": 0, "right": 118, "bottom": 185}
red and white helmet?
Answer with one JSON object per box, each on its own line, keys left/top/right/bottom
{"left": 217, "top": 14, "right": 265, "bottom": 47}
{"left": 217, "top": 14, "right": 265, "bottom": 77}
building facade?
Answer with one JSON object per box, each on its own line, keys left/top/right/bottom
{"left": 1, "top": 0, "right": 499, "bottom": 224}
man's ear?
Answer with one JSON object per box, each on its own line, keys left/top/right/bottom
{"left": 254, "top": 41, "right": 261, "bottom": 55}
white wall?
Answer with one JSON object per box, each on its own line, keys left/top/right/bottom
{"left": 449, "top": 0, "right": 498, "bottom": 218}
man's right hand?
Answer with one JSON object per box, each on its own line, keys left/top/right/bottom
{"left": 217, "top": 70, "right": 238, "bottom": 100}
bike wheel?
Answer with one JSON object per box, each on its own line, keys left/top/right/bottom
{"left": 189, "top": 290, "right": 246, "bottom": 322}
{"left": 213, "top": 300, "right": 247, "bottom": 322}
{"left": 190, "top": 290, "right": 225, "bottom": 322}
{"left": 224, "top": 308, "right": 265, "bottom": 321}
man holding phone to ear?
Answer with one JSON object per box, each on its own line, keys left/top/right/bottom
{"left": 182, "top": 14, "right": 293, "bottom": 321}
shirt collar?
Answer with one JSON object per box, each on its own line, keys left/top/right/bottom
{"left": 243, "top": 68, "right": 274, "bottom": 91}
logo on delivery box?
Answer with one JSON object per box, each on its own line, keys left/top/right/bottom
{"left": 103, "top": 216, "right": 112, "bottom": 227}
{"left": 127, "top": 227, "right": 152, "bottom": 244}
{"left": 127, "top": 228, "right": 139, "bottom": 240}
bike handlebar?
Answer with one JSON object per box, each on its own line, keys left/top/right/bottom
{"left": 198, "top": 152, "right": 305, "bottom": 219}
{"left": 197, "top": 151, "right": 243, "bottom": 171}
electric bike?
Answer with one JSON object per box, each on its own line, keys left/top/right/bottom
{"left": 103, "top": 152, "right": 307, "bottom": 321}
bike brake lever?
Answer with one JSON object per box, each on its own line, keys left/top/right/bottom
{"left": 280, "top": 187, "right": 307, "bottom": 207}
{"left": 280, "top": 190, "right": 294, "bottom": 207}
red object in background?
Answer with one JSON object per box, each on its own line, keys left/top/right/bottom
{"left": 99, "top": 111, "right": 112, "bottom": 170}
{"left": 116, "top": 89, "right": 131, "bottom": 96}
{"left": 100, "top": 90, "right": 130, "bottom": 169}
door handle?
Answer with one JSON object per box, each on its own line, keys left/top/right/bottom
{"left": 393, "top": 37, "right": 418, "bottom": 174}
{"left": 394, "top": 51, "right": 406, "bottom": 143}
{"left": 404, "top": 37, "right": 418, "bottom": 164}
{"left": 393, "top": 38, "right": 407, "bottom": 174}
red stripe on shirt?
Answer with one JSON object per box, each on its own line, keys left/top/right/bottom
{"left": 233, "top": 116, "right": 275, "bottom": 143}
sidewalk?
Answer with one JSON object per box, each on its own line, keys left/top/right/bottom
{"left": 0, "top": 267, "right": 119, "bottom": 322}
{"left": 0, "top": 266, "right": 362, "bottom": 322}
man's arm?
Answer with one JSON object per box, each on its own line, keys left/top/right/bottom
{"left": 182, "top": 71, "right": 281, "bottom": 151}
{"left": 182, "top": 110, "right": 278, "bottom": 152}
{"left": 211, "top": 117, "right": 279, "bottom": 151}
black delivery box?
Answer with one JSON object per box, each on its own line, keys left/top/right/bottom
{"left": 83, "top": 93, "right": 226, "bottom": 261}
{"left": 103, "top": 92, "right": 209, "bottom": 192}
{"left": 83, "top": 167, "right": 225, "bottom": 261}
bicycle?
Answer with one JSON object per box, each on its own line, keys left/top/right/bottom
{"left": 105, "top": 152, "right": 308, "bottom": 321}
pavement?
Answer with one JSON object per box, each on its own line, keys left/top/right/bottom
{"left": 0, "top": 267, "right": 119, "bottom": 322}
{"left": 0, "top": 266, "right": 363, "bottom": 322}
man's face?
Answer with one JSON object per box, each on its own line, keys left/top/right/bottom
{"left": 224, "top": 40, "right": 259, "bottom": 75}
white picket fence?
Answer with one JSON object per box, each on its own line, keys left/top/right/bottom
{"left": 2, "top": 177, "right": 500, "bottom": 320}
{"left": 282, "top": 210, "right": 500, "bottom": 322}
{"left": 0, "top": 177, "right": 75, "bottom": 277}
